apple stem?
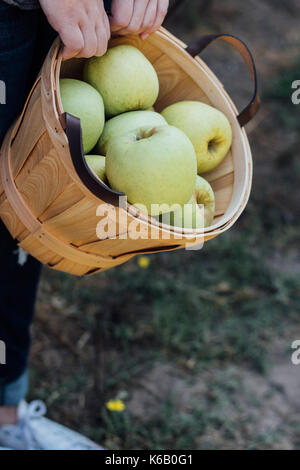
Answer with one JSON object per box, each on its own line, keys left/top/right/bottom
{"left": 142, "top": 128, "right": 157, "bottom": 139}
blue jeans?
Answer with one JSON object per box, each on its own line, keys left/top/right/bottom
{"left": 0, "top": 1, "right": 56, "bottom": 406}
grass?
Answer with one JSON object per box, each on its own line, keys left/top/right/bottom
{"left": 50, "top": 207, "right": 298, "bottom": 371}
{"left": 33, "top": 198, "right": 299, "bottom": 449}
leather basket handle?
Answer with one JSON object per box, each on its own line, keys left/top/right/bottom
{"left": 60, "top": 113, "right": 124, "bottom": 206}
{"left": 186, "top": 34, "right": 260, "bottom": 127}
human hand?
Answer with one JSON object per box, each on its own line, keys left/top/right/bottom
{"left": 110, "top": 0, "right": 169, "bottom": 40}
{"left": 39, "top": 0, "right": 111, "bottom": 59}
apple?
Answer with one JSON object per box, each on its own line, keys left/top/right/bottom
{"left": 85, "top": 155, "right": 107, "bottom": 183}
{"left": 96, "top": 110, "right": 167, "bottom": 155}
{"left": 160, "top": 197, "right": 205, "bottom": 230}
{"left": 60, "top": 78, "right": 105, "bottom": 154}
{"left": 160, "top": 176, "right": 215, "bottom": 229}
{"left": 83, "top": 45, "right": 159, "bottom": 117}
{"left": 106, "top": 125, "right": 197, "bottom": 216}
{"left": 161, "top": 101, "right": 232, "bottom": 174}
{"left": 194, "top": 175, "right": 215, "bottom": 226}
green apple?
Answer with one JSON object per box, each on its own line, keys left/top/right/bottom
{"left": 160, "top": 197, "right": 205, "bottom": 230}
{"left": 60, "top": 78, "right": 105, "bottom": 154}
{"left": 161, "top": 101, "right": 232, "bottom": 174}
{"left": 160, "top": 176, "right": 215, "bottom": 229}
{"left": 85, "top": 155, "right": 107, "bottom": 183}
{"left": 106, "top": 125, "right": 197, "bottom": 216}
{"left": 83, "top": 45, "right": 159, "bottom": 117}
{"left": 195, "top": 175, "right": 215, "bottom": 226}
{"left": 96, "top": 110, "right": 167, "bottom": 155}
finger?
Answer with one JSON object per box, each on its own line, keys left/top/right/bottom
{"left": 117, "top": 0, "right": 150, "bottom": 36}
{"left": 95, "top": 27, "right": 108, "bottom": 57}
{"left": 140, "top": 0, "right": 158, "bottom": 39}
{"left": 95, "top": 14, "right": 110, "bottom": 56}
{"left": 110, "top": 0, "right": 134, "bottom": 32}
{"left": 77, "top": 22, "right": 98, "bottom": 58}
{"left": 100, "top": 2, "right": 111, "bottom": 41}
{"left": 142, "top": 0, "right": 158, "bottom": 30}
{"left": 144, "top": 0, "right": 168, "bottom": 36}
{"left": 104, "top": 8, "right": 112, "bottom": 43}
{"left": 60, "top": 25, "right": 85, "bottom": 60}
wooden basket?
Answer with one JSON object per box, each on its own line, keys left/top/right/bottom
{"left": 0, "top": 28, "right": 260, "bottom": 276}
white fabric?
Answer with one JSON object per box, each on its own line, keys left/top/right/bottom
{"left": 0, "top": 400, "right": 103, "bottom": 450}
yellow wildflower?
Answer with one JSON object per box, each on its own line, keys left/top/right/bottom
{"left": 106, "top": 399, "right": 125, "bottom": 412}
{"left": 138, "top": 256, "right": 150, "bottom": 268}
